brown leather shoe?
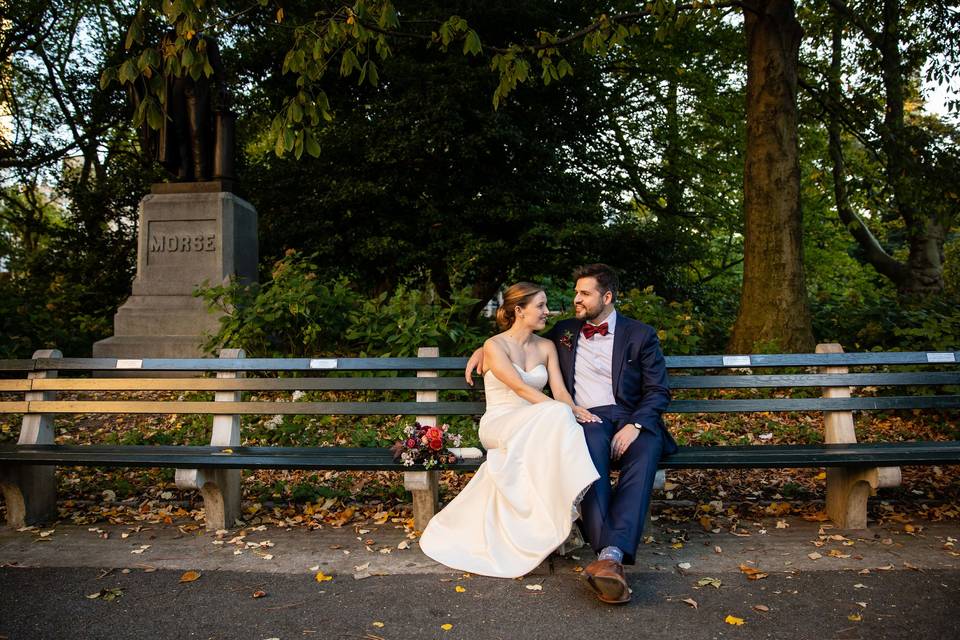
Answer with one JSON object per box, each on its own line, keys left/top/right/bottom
{"left": 583, "top": 559, "right": 631, "bottom": 604}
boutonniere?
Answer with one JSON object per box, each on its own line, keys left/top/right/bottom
{"left": 559, "top": 330, "right": 574, "bottom": 351}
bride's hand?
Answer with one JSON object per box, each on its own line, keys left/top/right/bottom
{"left": 573, "top": 406, "right": 601, "bottom": 423}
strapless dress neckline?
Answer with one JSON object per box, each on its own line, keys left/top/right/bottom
{"left": 512, "top": 362, "right": 546, "bottom": 375}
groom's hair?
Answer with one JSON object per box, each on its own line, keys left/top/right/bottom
{"left": 573, "top": 263, "right": 620, "bottom": 303}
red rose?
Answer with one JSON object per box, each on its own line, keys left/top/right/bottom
{"left": 426, "top": 427, "right": 443, "bottom": 441}
{"left": 406, "top": 438, "right": 417, "bottom": 448}
{"left": 429, "top": 438, "right": 443, "bottom": 451}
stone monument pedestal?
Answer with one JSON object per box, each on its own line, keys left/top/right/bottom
{"left": 93, "top": 186, "right": 257, "bottom": 359}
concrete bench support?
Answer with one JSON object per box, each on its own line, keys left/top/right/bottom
{"left": 0, "top": 350, "right": 61, "bottom": 528}
{"left": 175, "top": 349, "right": 243, "bottom": 530}
{"left": 818, "top": 343, "right": 901, "bottom": 529}
{"left": 403, "top": 347, "right": 441, "bottom": 531}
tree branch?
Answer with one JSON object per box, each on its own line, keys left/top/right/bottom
{"left": 826, "top": 14, "right": 905, "bottom": 284}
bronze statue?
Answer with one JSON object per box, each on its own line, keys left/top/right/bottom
{"left": 130, "top": 33, "right": 235, "bottom": 183}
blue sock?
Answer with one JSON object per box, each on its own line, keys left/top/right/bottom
{"left": 598, "top": 546, "right": 623, "bottom": 563}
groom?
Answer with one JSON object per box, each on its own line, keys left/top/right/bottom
{"left": 466, "top": 264, "right": 676, "bottom": 604}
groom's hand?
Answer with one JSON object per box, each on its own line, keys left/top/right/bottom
{"left": 611, "top": 424, "right": 640, "bottom": 461}
{"left": 464, "top": 348, "right": 484, "bottom": 386}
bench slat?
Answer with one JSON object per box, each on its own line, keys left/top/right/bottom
{"left": 26, "top": 377, "right": 482, "bottom": 392}
{"left": 4, "top": 396, "right": 958, "bottom": 415}
{"left": 660, "top": 441, "right": 960, "bottom": 467}
{"left": 19, "top": 372, "right": 959, "bottom": 393}
{"left": 670, "top": 396, "right": 960, "bottom": 413}
{"left": 2, "top": 441, "right": 957, "bottom": 470}
{"left": 669, "top": 372, "right": 960, "bottom": 389}
{"left": 10, "top": 400, "right": 487, "bottom": 415}
{"left": 665, "top": 352, "right": 960, "bottom": 368}
{"left": 0, "top": 380, "right": 31, "bottom": 391}
{"left": 24, "top": 351, "right": 960, "bottom": 373}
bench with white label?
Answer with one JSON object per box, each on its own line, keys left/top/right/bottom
{"left": 1, "top": 344, "right": 957, "bottom": 533}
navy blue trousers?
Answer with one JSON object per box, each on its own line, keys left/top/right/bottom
{"left": 578, "top": 405, "right": 663, "bottom": 565}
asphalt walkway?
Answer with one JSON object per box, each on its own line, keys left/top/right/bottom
{"left": 1, "top": 515, "right": 957, "bottom": 639}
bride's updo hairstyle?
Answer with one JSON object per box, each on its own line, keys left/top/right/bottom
{"left": 496, "top": 282, "right": 545, "bottom": 330}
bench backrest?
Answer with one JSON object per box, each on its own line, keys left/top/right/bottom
{"left": 1, "top": 349, "right": 958, "bottom": 417}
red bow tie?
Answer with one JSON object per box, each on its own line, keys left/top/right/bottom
{"left": 581, "top": 322, "right": 609, "bottom": 339}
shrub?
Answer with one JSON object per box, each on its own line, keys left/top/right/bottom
{"left": 197, "top": 250, "right": 486, "bottom": 357}
{"left": 617, "top": 286, "right": 705, "bottom": 355}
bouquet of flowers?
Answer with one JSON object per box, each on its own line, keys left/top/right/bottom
{"left": 391, "top": 422, "right": 463, "bottom": 469}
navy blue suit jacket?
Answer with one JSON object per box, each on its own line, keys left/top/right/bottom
{"left": 546, "top": 314, "right": 677, "bottom": 456}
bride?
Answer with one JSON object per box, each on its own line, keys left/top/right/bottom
{"left": 418, "top": 282, "right": 601, "bottom": 578}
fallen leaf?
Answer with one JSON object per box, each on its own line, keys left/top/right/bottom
{"left": 853, "top": 583, "right": 867, "bottom": 589}
{"left": 525, "top": 584, "right": 543, "bottom": 591}
{"left": 179, "top": 570, "right": 201, "bottom": 583}
{"left": 848, "top": 613, "right": 862, "bottom": 622}
{"left": 877, "top": 564, "right": 894, "bottom": 571}
{"left": 252, "top": 590, "right": 267, "bottom": 598}
{"left": 397, "top": 540, "right": 410, "bottom": 550}
{"left": 753, "top": 604, "right": 769, "bottom": 612}
{"left": 441, "top": 624, "right": 453, "bottom": 631}
{"left": 714, "top": 546, "right": 722, "bottom": 554}
{"left": 315, "top": 571, "right": 333, "bottom": 582}
{"left": 739, "top": 564, "right": 768, "bottom": 580}
{"left": 372, "top": 622, "right": 385, "bottom": 628}
{"left": 725, "top": 615, "right": 745, "bottom": 626}
{"left": 455, "top": 585, "right": 466, "bottom": 593}
{"left": 678, "top": 562, "right": 691, "bottom": 570}
{"left": 808, "top": 552, "right": 822, "bottom": 560}
{"left": 697, "top": 577, "right": 722, "bottom": 589}
{"left": 86, "top": 587, "right": 123, "bottom": 602}
{"left": 828, "top": 549, "right": 851, "bottom": 559}
{"left": 573, "top": 566, "right": 584, "bottom": 573}
{"left": 682, "top": 598, "right": 698, "bottom": 609}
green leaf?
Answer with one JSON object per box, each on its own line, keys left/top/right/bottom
{"left": 305, "top": 133, "right": 321, "bottom": 158}
{"left": 99, "top": 67, "right": 116, "bottom": 90}
{"left": 146, "top": 101, "right": 164, "bottom": 130}
{"left": 118, "top": 60, "right": 138, "bottom": 84}
{"left": 289, "top": 101, "right": 303, "bottom": 123}
{"left": 463, "top": 30, "right": 482, "bottom": 56}
{"left": 340, "top": 49, "right": 360, "bottom": 77}
{"left": 367, "top": 61, "right": 379, "bottom": 87}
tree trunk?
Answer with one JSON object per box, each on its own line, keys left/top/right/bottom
{"left": 728, "top": 0, "right": 814, "bottom": 353}
{"left": 879, "top": 0, "right": 945, "bottom": 295}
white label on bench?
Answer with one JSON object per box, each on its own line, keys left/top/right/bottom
{"left": 310, "top": 358, "right": 338, "bottom": 369}
{"left": 722, "top": 355, "right": 751, "bottom": 366}
{"left": 927, "top": 352, "right": 956, "bottom": 363}
{"left": 116, "top": 359, "right": 143, "bottom": 369}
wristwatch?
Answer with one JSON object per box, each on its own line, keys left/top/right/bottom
{"left": 632, "top": 423, "right": 643, "bottom": 431}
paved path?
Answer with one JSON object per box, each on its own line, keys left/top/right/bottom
{"left": 1, "top": 516, "right": 957, "bottom": 639}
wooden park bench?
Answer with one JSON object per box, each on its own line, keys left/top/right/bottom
{"left": 1, "top": 344, "right": 958, "bottom": 535}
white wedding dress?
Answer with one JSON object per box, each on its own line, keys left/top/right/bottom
{"left": 418, "top": 363, "right": 600, "bottom": 578}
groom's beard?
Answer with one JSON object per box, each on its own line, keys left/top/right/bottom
{"left": 574, "top": 305, "right": 603, "bottom": 322}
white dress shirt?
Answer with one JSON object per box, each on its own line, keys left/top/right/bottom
{"left": 574, "top": 310, "right": 617, "bottom": 410}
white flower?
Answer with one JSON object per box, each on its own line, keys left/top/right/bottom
{"left": 265, "top": 414, "right": 283, "bottom": 429}
{"left": 292, "top": 390, "right": 306, "bottom": 401}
